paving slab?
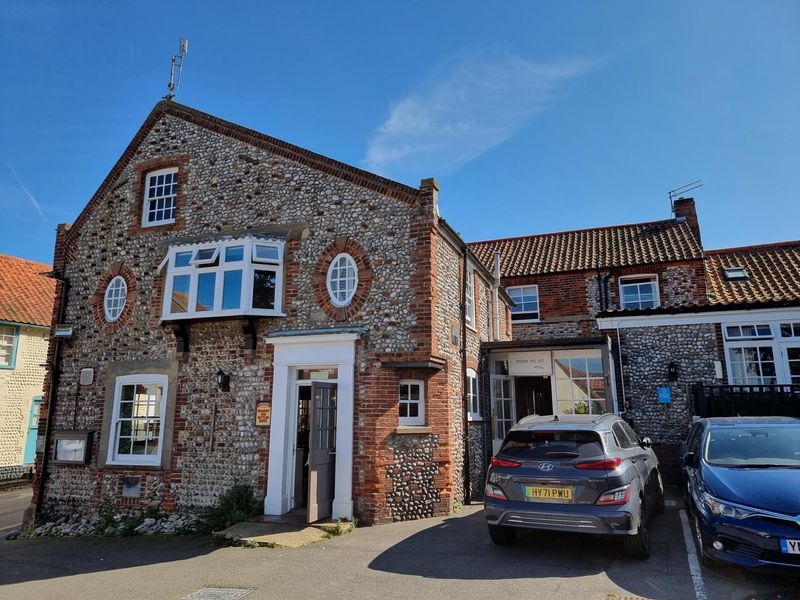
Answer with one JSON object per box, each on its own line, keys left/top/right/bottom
{"left": 213, "top": 522, "right": 329, "bottom": 548}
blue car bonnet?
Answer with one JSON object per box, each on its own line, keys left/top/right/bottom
{"left": 703, "top": 464, "right": 800, "bottom": 516}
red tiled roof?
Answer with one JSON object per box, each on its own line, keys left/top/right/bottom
{"left": 0, "top": 254, "right": 56, "bottom": 327}
{"left": 706, "top": 241, "right": 800, "bottom": 306}
{"left": 469, "top": 219, "right": 703, "bottom": 277}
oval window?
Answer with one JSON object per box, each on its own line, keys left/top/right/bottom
{"left": 104, "top": 276, "right": 128, "bottom": 322}
{"left": 326, "top": 253, "right": 358, "bottom": 307}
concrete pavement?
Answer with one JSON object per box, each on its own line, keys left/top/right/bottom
{"left": 0, "top": 499, "right": 797, "bottom": 600}
{"left": 0, "top": 486, "right": 31, "bottom": 534}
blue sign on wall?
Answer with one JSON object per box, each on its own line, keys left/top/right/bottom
{"left": 657, "top": 387, "right": 672, "bottom": 404}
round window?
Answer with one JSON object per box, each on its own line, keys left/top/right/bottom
{"left": 326, "top": 253, "right": 358, "bottom": 307}
{"left": 103, "top": 276, "right": 128, "bottom": 322}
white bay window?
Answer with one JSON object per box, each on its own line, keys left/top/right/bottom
{"left": 161, "top": 237, "right": 285, "bottom": 320}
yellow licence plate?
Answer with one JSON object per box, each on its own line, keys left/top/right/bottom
{"left": 524, "top": 486, "right": 573, "bottom": 501}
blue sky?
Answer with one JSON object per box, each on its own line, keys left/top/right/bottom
{"left": 1, "top": 1, "right": 799, "bottom": 264}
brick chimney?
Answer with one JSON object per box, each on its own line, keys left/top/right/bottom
{"left": 673, "top": 197, "right": 701, "bottom": 245}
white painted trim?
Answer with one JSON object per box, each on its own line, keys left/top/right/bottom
{"left": 507, "top": 284, "right": 540, "bottom": 322}
{"left": 399, "top": 379, "right": 425, "bottom": 426}
{"left": 597, "top": 306, "right": 800, "bottom": 329}
{"left": 106, "top": 374, "right": 168, "bottom": 467}
{"left": 264, "top": 333, "right": 357, "bottom": 520}
{"left": 618, "top": 273, "right": 660, "bottom": 310}
{"left": 326, "top": 253, "right": 358, "bottom": 308}
{"left": 141, "top": 167, "right": 178, "bottom": 227}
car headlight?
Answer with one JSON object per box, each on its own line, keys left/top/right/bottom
{"left": 700, "top": 492, "right": 756, "bottom": 520}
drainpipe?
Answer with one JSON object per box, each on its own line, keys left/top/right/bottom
{"left": 35, "top": 275, "right": 70, "bottom": 520}
{"left": 616, "top": 326, "right": 627, "bottom": 414}
{"left": 461, "top": 246, "right": 472, "bottom": 506}
{"left": 492, "top": 252, "right": 501, "bottom": 341}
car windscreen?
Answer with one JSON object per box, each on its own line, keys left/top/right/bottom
{"left": 704, "top": 426, "right": 800, "bottom": 467}
{"left": 499, "top": 430, "right": 605, "bottom": 461}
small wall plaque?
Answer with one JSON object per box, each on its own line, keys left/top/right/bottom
{"left": 255, "top": 402, "right": 271, "bottom": 426}
{"left": 657, "top": 387, "right": 672, "bottom": 404}
{"left": 52, "top": 431, "right": 93, "bottom": 465}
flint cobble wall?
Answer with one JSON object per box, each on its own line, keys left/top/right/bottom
{"left": 39, "top": 109, "right": 457, "bottom": 526}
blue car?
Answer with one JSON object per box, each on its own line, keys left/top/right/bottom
{"left": 681, "top": 417, "right": 800, "bottom": 569}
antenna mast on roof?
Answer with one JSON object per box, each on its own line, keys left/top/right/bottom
{"left": 164, "top": 38, "right": 188, "bottom": 101}
{"left": 668, "top": 180, "right": 703, "bottom": 214}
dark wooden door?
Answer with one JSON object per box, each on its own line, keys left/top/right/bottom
{"left": 307, "top": 383, "right": 337, "bottom": 523}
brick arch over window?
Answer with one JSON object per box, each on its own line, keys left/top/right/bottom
{"left": 312, "top": 237, "right": 372, "bottom": 321}
{"left": 128, "top": 155, "right": 189, "bottom": 236}
{"left": 90, "top": 262, "right": 138, "bottom": 333}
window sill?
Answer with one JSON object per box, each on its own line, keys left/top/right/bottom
{"left": 395, "top": 425, "right": 432, "bottom": 435}
{"left": 104, "top": 462, "right": 165, "bottom": 471}
{"left": 467, "top": 416, "right": 483, "bottom": 423}
{"left": 162, "top": 311, "right": 287, "bottom": 322}
{"left": 511, "top": 318, "right": 540, "bottom": 324}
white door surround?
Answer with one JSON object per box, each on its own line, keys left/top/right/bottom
{"left": 264, "top": 331, "right": 358, "bottom": 520}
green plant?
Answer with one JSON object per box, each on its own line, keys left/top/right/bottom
{"left": 96, "top": 495, "right": 116, "bottom": 533}
{"left": 325, "top": 517, "right": 357, "bottom": 538}
{"left": 199, "top": 484, "right": 261, "bottom": 534}
{"left": 453, "top": 501, "right": 462, "bottom": 513}
{"left": 120, "top": 513, "right": 145, "bottom": 536}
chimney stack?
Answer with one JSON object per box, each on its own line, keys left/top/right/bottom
{"left": 673, "top": 197, "right": 701, "bottom": 245}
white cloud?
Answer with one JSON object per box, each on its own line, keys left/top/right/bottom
{"left": 363, "top": 53, "right": 597, "bottom": 178}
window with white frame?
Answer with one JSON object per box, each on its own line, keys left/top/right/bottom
{"left": 507, "top": 285, "right": 539, "bottom": 322}
{"left": 724, "top": 323, "right": 772, "bottom": 340}
{"left": 780, "top": 322, "right": 800, "bottom": 338}
{"left": 465, "top": 264, "right": 476, "bottom": 327}
{"left": 399, "top": 380, "right": 424, "bottom": 426}
{"left": 327, "top": 253, "right": 358, "bottom": 307}
{"left": 161, "top": 237, "right": 284, "bottom": 320}
{"left": 108, "top": 374, "right": 167, "bottom": 466}
{"left": 466, "top": 368, "right": 480, "bottom": 420}
{"left": 103, "top": 276, "right": 128, "bottom": 322}
{"left": 0, "top": 325, "right": 17, "bottom": 368}
{"left": 728, "top": 346, "right": 777, "bottom": 385}
{"left": 142, "top": 168, "right": 178, "bottom": 227}
{"left": 619, "top": 275, "right": 659, "bottom": 310}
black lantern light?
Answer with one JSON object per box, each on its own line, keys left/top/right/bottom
{"left": 667, "top": 362, "right": 679, "bottom": 382}
{"left": 216, "top": 369, "right": 231, "bottom": 392}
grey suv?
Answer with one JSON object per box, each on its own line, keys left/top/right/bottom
{"left": 485, "top": 414, "right": 664, "bottom": 559}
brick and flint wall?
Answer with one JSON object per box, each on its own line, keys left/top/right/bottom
{"left": 34, "top": 106, "right": 486, "bottom": 525}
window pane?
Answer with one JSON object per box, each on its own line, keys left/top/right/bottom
{"left": 222, "top": 270, "right": 243, "bottom": 309}
{"left": 254, "top": 244, "right": 280, "bottom": 262}
{"left": 408, "top": 404, "right": 418, "bottom": 418}
{"left": 225, "top": 246, "right": 244, "bottom": 262}
{"left": 174, "top": 252, "right": 192, "bottom": 267}
{"left": 196, "top": 272, "right": 216, "bottom": 312}
{"left": 252, "top": 270, "right": 276, "bottom": 309}
{"left": 171, "top": 275, "right": 191, "bottom": 313}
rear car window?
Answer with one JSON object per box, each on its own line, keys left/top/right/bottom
{"left": 499, "top": 430, "right": 605, "bottom": 460}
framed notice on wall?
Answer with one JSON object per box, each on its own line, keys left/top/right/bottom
{"left": 508, "top": 351, "right": 552, "bottom": 377}
{"left": 255, "top": 402, "right": 271, "bottom": 426}
{"left": 52, "top": 431, "right": 93, "bottom": 465}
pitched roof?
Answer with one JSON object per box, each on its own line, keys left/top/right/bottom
{"left": 63, "top": 101, "right": 423, "bottom": 250}
{"left": 469, "top": 219, "right": 703, "bottom": 277}
{"left": 706, "top": 241, "right": 800, "bottom": 306}
{"left": 0, "top": 254, "right": 56, "bottom": 327}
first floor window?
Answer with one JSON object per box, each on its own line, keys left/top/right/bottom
{"left": 327, "top": 253, "right": 358, "bottom": 307}
{"left": 619, "top": 276, "right": 659, "bottom": 310}
{"left": 109, "top": 374, "right": 168, "bottom": 466}
{"left": 728, "top": 346, "right": 777, "bottom": 385}
{"left": 0, "top": 325, "right": 17, "bottom": 368}
{"left": 399, "top": 380, "right": 425, "bottom": 426}
{"left": 103, "top": 276, "right": 128, "bottom": 322}
{"left": 162, "top": 237, "right": 284, "bottom": 320}
{"left": 466, "top": 368, "right": 480, "bottom": 420}
{"left": 465, "top": 265, "right": 476, "bottom": 327}
{"left": 507, "top": 285, "right": 539, "bottom": 322}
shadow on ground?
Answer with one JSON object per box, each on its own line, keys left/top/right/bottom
{"left": 0, "top": 535, "right": 215, "bottom": 586}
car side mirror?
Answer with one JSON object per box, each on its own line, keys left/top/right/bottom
{"left": 640, "top": 437, "right": 652, "bottom": 447}
{"left": 683, "top": 452, "right": 697, "bottom": 467}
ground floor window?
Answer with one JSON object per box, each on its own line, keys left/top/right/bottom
{"left": 553, "top": 352, "right": 606, "bottom": 415}
{"left": 466, "top": 368, "right": 480, "bottom": 420}
{"left": 108, "top": 374, "right": 168, "bottom": 466}
{"left": 399, "top": 380, "right": 424, "bottom": 425}
{"left": 728, "top": 346, "right": 777, "bottom": 385}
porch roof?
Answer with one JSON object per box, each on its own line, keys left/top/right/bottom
{"left": 482, "top": 336, "right": 606, "bottom": 352}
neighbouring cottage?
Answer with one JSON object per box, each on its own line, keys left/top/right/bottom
{"left": 30, "top": 100, "right": 511, "bottom": 527}
{"left": 469, "top": 199, "right": 800, "bottom": 481}
{"left": 0, "top": 254, "right": 55, "bottom": 480}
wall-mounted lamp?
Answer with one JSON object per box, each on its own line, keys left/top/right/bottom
{"left": 216, "top": 369, "right": 230, "bottom": 392}
{"left": 667, "top": 362, "right": 679, "bottom": 382}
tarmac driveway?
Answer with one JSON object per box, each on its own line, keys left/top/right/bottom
{"left": 0, "top": 496, "right": 797, "bottom": 600}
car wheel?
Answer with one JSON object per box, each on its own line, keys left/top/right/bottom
{"left": 488, "top": 524, "right": 517, "bottom": 546}
{"left": 691, "top": 509, "right": 715, "bottom": 567}
{"left": 623, "top": 498, "right": 651, "bottom": 559}
{"left": 653, "top": 471, "right": 666, "bottom": 515}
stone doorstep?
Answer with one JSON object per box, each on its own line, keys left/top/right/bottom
{"left": 212, "top": 521, "right": 343, "bottom": 548}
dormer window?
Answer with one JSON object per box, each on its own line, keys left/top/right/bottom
{"left": 142, "top": 168, "right": 178, "bottom": 227}
{"left": 723, "top": 266, "right": 749, "bottom": 282}
{"left": 161, "top": 237, "right": 285, "bottom": 320}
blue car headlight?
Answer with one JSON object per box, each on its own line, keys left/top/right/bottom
{"left": 700, "top": 491, "right": 757, "bottom": 520}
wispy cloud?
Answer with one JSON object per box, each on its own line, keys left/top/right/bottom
{"left": 363, "top": 52, "right": 599, "bottom": 177}
{"left": 4, "top": 159, "right": 46, "bottom": 221}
